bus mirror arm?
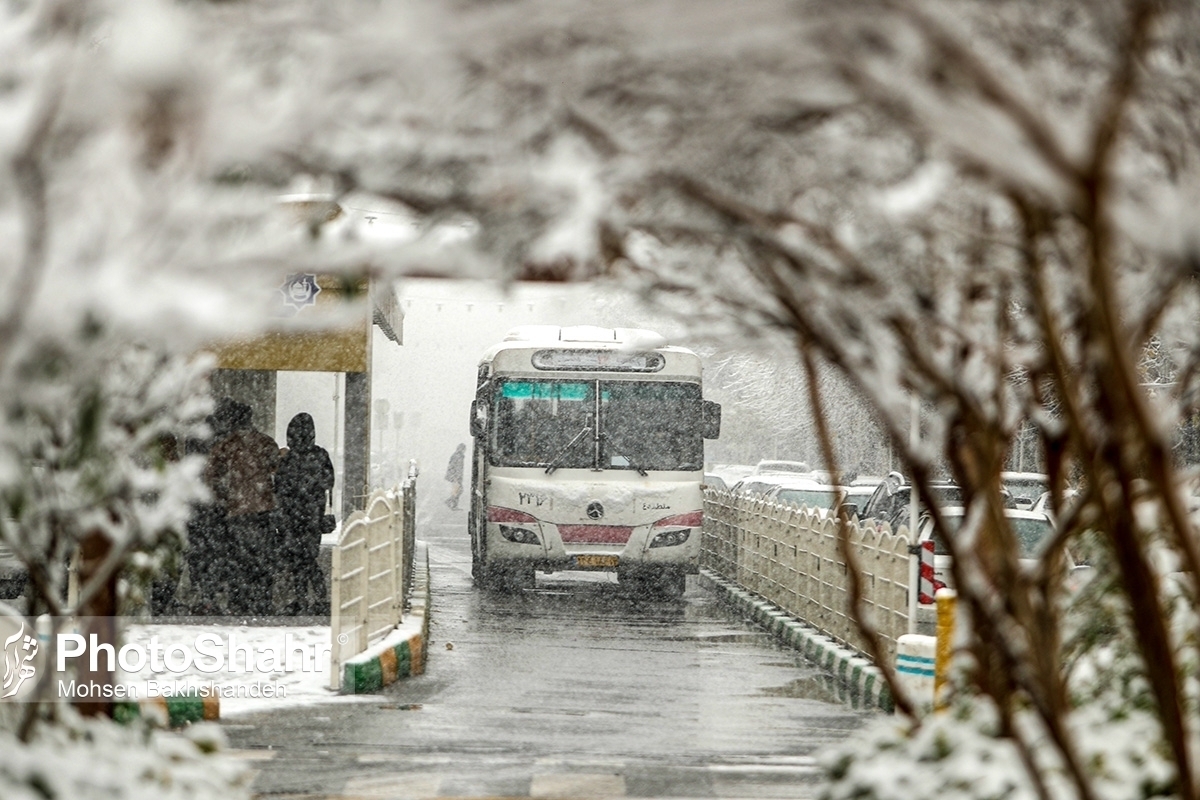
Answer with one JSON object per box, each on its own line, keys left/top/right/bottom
{"left": 469, "top": 400, "right": 488, "bottom": 438}
{"left": 702, "top": 401, "right": 722, "bottom": 440}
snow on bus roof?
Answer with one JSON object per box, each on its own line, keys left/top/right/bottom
{"left": 503, "top": 325, "right": 669, "bottom": 348}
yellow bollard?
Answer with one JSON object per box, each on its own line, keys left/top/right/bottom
{"left": 934, "top": 588, "right": 957, "bottom": 712}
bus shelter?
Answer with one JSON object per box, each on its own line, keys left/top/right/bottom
{"left": 208, "top": 273, "right": 402, "bottom": 519}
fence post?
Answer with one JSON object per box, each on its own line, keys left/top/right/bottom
{"left": 329, "top": 540, "right": 343, "bottom": 690}
{"left": 935, "top": 588, "right": 957, "bottom": 711}
{"left": 358, "top": 517, "right": 370, "bottom": 655}
{"left": 404, "top": 475, "right": 416, "bottom": 600}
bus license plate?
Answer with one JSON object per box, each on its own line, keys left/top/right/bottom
{"left": 575, "top": 554, "right": 619, "bottom": 569}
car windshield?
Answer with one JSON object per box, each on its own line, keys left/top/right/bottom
{"left": 736, "top": 481, "right": 778, "bottom": 495}
{"left": 756, "top": 461, "right": 810, "bottom": 474}
{"left": 774, "top": 488, "right": 840, "bottom": 510}
{"left": 491, "top": 379, "right": 704, "bottom": 471}
{"left": 1005, "top": 476, "right": 1048, "bottom": 505}
{"left": 924, "top": 486, "right": 964, "bottom": 505}
{"left": 929, "top": 513, "right": 1054, "bottom": 558}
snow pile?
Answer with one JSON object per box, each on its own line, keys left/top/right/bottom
{"left": 116, "top": 623, "right": 371, "bottom": 716}
{"left": 0, "top": 712, "right": 251, "bottom": 800}
{"left": 820, "top": 699, "right": 1178, "bottom": 800}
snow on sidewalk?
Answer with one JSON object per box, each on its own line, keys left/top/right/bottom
{"left": 114, "top": 623, "right": 373, "bottom": 717}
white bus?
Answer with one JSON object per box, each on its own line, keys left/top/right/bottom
{"left": 466, "top": 326, "right": 721, "bottom": 596}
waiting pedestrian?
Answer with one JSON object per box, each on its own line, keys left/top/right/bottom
{"left": 204, "top": 400, "right": 280, "bottom": 616}
{"left": 444, "top": 443, "right": 466, "bottom": 510}
{"left": 275, "top": 413, "right": 335, "bottom": 616}
{"left": 186, "top": 399, "right": 237, "bottom": 615}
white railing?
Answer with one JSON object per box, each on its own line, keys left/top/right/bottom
{"left": 702, "top": 488, "right": 913, "bottom": 659}
{"left": 329, "top": 475, "right": 416, "bottom": 688}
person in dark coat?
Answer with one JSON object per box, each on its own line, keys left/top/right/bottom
{"left": 205, "top": 401, "right": 280, "bottom": 616}
{"left": 275, "top": 413, "right": 335, "bottom": 615}
{"left": 184, "top": 401, "right": 240, "bottom": 615}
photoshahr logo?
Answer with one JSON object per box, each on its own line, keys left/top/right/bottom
{"left": 2, "top": 620, "right": 39, "bottom": 701}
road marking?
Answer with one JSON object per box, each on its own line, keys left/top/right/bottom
{"left": 702, "top": 755, "right": 821, "bottom": 774}
{"left": 704, "top": 763, "right": 822, "bottom": 774}
{"left": 226, "top": 749, "right": 278, "bottom": 760}
{"left": 530, "top": 772, "right": 625, "bottom": 798}
{"left": 356, "top": 754, "right": 455, "bottom": 765}
{"left": 340, "top": 773, "right": 442, "bottom": 798}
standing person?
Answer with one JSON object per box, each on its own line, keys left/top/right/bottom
{"left": 184, "top": 415, "right": 224, "bottom": 615}
{"left": 275, "top": 413, "right": 335, "bottom": 616}
{"left": 444, "top": 443, "right": 466, "bottom": 510}
{"left": 185, "top": 399, "right": 239, "bottom": 615}
{"left": 204, "top": 401, "right": 280, "bottom": 616}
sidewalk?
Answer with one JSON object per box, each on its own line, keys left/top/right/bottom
{"left": 115, "top": 621, "right": 365, "bottom": 718}
{"left": 113, "top": 542, "right": 430, "bottom": 721}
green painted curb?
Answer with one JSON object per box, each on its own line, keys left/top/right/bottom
{"left": 339, "top": 543, "right": 431, "bottom": 695}
{"left": 699, "top": 568, "right": 892, "bottom": 712}
{"left": 114, "top": 691, "right": 219, "bottom": 727}
{"left": 345, "top": 656, "right": 384, "bottom": 694}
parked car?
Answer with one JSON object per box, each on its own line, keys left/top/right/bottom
{"left": 917, "top": 507, "right": 1078, "bottom": 590}
{"left": 760, "top": 472, "right": 878, "bottom": 514}
{"left": 1030, "top": 488, "right": 1081, "bottom": 517}
{"left": 860, "top": 472, "right": 1020, "bottom": 531}
{"left": 731, "top": 474, "right": 803, "bottom": 497}
{"left": 858, "top": 472, "right": 967, "bottom": 532}
{"left": 752, "top": 459, "right": 811, "bottom": 476}
{"left": 704, "top": 463, "right": 754, "bottom": 490}
{"left": 840, "top": 476, "right": 883, "bottom": 517}
{"left": 1002, "top": 472, "right": 1050, "bottom": 509}
{"left": 703, "top": 473, "right": 729, "bottom": 491}
{"left": 764, "top": 477, "right": 846, "bottom": 514}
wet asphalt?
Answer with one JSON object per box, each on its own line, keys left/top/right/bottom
{"left": 224, "top": 518, "right": 875, "bottom": 799}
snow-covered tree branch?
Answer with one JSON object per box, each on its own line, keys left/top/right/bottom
{"left": 3, "top": 0, "right": 1200, "bottom": 796}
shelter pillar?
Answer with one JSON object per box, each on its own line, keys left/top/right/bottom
{"left": 343, "top": 371, "right": 371, "bottom": 519}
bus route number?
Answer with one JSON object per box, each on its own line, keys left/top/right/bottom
{"left": 518, "top": 492, "right": 550, "bottom": 508}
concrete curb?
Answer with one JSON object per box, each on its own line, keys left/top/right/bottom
{"left": 699, "top": 568, "right": 893, "bottom": 712}
{"left": 341, "top": 543, "right": 431, "bottom": 695}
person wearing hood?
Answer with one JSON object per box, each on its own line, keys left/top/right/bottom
{"left": 275, "top": 412, "right": 336, "bottom": 615}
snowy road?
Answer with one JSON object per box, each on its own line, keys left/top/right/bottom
{"left": 222, "top": 520, "right": 875, "bottom": 798}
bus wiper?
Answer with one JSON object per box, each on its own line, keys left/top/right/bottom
{"left": 544, "top": 426, "right": 592, "bottom": 474}
{"left": 605, "top": 443, "right": 648, "bottom": 477}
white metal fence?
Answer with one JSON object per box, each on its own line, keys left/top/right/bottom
{"left": 329, "top": 476, "right": 416, "bottom": 688}
{"left": 702, "top": 488, "right": 913, "bottom": 659}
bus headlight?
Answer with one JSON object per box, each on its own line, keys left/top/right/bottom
{"left": 499, "top": 524, "right": 541, "bottom": 545}
{"left": 488, "top": 506, "right": 542, "bottom": 546}
{"left": 648, "top": 511, "right": 702, "bottom": 549}
{"left": 649, "top": 528, "right": 690, "bottom": 548}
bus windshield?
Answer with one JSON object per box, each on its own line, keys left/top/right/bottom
{"left": 491, "top": 379, "right": 704, "bottom": 471}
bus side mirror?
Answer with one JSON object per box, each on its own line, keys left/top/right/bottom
{"left": 469, "top": 400, "right": 489, "bottom": 438}
{"left": 701, "top": 401, "right": 721, "bottom": 439}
